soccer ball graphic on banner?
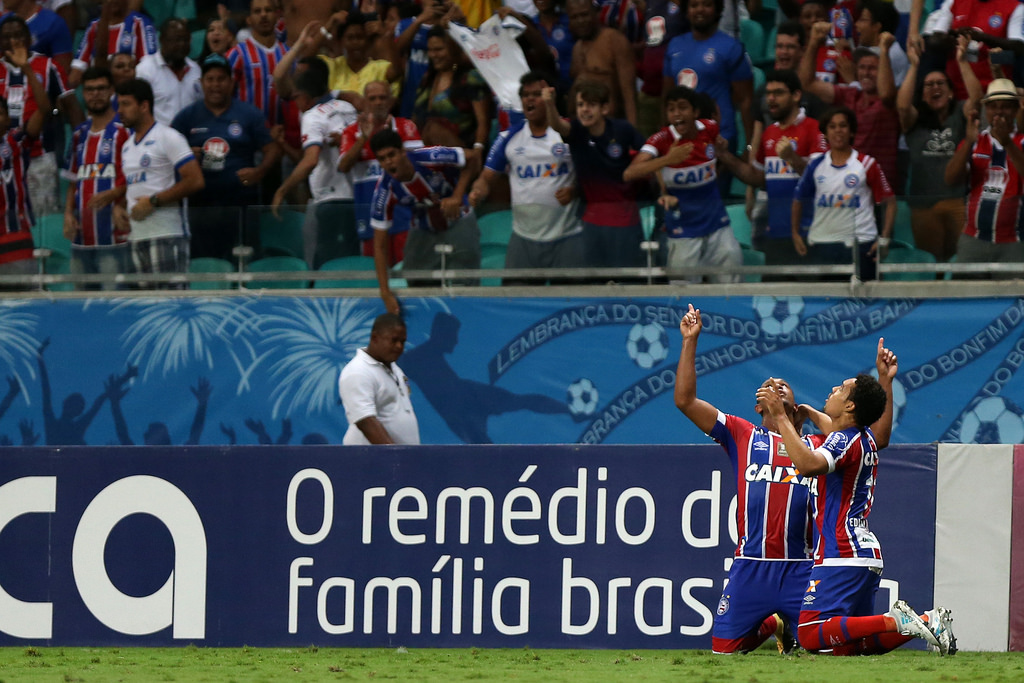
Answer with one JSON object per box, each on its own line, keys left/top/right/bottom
{"left": 752, "top": 296, "right": 805, "bottom": 336}
{"left": 626, "top": 322, "right": 669, "bottom": 369}
{"left": 959, "top": 395, "right": 1024, "bottom": 444}
{"left": 566, "top": 378, "right": 599, "bottom": 417}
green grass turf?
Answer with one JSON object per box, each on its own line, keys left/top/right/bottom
{"left": 0, "top": 645, "right": 1022, "bottom": 682}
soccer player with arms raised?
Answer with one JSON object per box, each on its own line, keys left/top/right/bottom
{"left": 675, "top": 302, "right": 821, "bottom": 654}
{"left": 757, "top": 342, "right": 957, "bottom": 656}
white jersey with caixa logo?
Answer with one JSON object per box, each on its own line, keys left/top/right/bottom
{"left": 121, "top": 121, "right": 196, "bottom": 241}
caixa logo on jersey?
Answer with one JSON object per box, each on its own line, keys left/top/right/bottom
{"left": 0, "top": 476, "right": 206, "bottom": 640}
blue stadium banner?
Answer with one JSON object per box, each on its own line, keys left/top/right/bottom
{"left": 0, "top": 296, "right": 1022, "bottom": 447}
{"left": 0, "top": 444, "right": 935, "bottom": 647}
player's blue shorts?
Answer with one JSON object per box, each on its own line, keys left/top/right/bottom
{"left": 798, "top": 564, "right": 882, "bottom": 625}
{"left": 712, "top": 558, "right": 812, "bottom": 648}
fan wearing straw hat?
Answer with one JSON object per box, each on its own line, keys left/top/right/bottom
{"left": 944, "top": 77, "right": 1024, "bottom": 278}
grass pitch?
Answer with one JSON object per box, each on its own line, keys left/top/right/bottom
{"left": 1, "top": 645, "right": 1022, "bottom": 682}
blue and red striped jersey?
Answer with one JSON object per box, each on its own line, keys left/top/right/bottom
{"left": 643, "top": 119, "right": 730, "bottom": 238}
{"left": 226, "top": 37, "right": 288, "bottom": 127}
{"left": 963, "top": 130, "right": 1024, "bottom": 244}
{"left": 69, "top": 118, "right": 129, "bottom": 247}
{"left": 72, "top": 12, "right": 157, "bottom": 72}
{"left": 0, "top": 128, "right": 35, "bottom": 265}
{"left": 369, "top": 146, "right": 469, "bottom": 233}
{"left": 810, "top": 426, "right": 883, "bottom": 567}
{"left": 709, "top": 411, "right": 815, "bottom": 561}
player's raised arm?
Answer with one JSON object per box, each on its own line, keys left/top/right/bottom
{"left": 796, "top": 403, "right": 832, "bottom": 434}
{"left": 871, "top": 337, "right": 898, "bottom": 448}
{"left": 674, "top": 304, "right": 719, "bottom": 434}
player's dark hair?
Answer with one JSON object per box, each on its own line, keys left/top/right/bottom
{"left": 777, "top": 19, "right": 805, "bottom": 47}
{"left": 295, "top": 58, "right": 329, "bottom": 99}
{"left": 765, "top": 68, "right": 802, "bottom": 94}
{"left": 665, "top": 85, "right": 700, "bottom": 110}
{"left": 115, "top": 78, "right": 155, "bottom": 111}
{"left": 689, "top": 0, "right": 725, "bottom": 21}
{"left": 81, "top": 66, "right": 114, "bottom": 86}
{"left": 519, "top": 70, "right": 553, "bottom": 96}
{"left": 0, "top": 14, "right": 31, "bottom": 40}
{"left": 371, "top": 312, "right": 406, "bottom": 335}
{"left": 575, "top": 79, "right": 611, "bottom": 105}
{"left": 860, "top": 0, "right": 899, "bottom": 35}
{"left": 159, "top": 17, "right": 189, "bottom": 36}
{"left": 693, "top": 91, "right": 717, "bottom": 120}
{"left": 339, "top": 11, "right": 367, "bottom": 36}
{"left": 819, "top": 105, "right": 857, "bottom": 136}
{"left": 914, "top": 70, "right": 954, "bottom": 130}
{"left": 852, "top": 46, "right": 880, "bottom": 67}
{"left": 849, "top": 374, "right": 887, "bottom": 428}
{"left": 370, "top": 128, "right": 404, "bottom": 155}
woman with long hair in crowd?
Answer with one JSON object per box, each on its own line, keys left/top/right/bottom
{"left": 413, "top": 26, "right": 490, "bottom": 148}
{"left": 897, "top": 35, "right": 981, "bottom": 265}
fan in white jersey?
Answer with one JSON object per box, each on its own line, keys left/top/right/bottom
{"left": 447, "top": 11, "right": 535, "bottom": 128}
{"left": 469, "top": 72, "right": 585, "bottom": 283}
{"left": 792, "top": 106, "right": 895, "bottom": 282}
{"left": 272, "top": 57, "right": 359, "bottom": 267}
{"left": 114, "top": 77, "right": 205, "bottom": 289}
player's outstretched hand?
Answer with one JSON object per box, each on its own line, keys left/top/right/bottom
{"left": 876, "top": 337, "right": 897, "bottom": 383}
{"left": 679, "top": 303, "right": 702, "bottom": 341}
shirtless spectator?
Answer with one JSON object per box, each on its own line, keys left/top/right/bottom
{"left": 567, "top": 0, "right": 636, "bottom": 125}
{"left": 281, "top": 0, "right": 334, "bottom": 48}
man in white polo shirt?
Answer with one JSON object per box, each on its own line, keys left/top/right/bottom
{"left": 114, "top": 77, "right": 205, "bottom": 288}
{"left": 134, "top": 18, "right": 201, "bottom": 125}
{"left": 339, "top": 313, "right": 420, "bottom": 445}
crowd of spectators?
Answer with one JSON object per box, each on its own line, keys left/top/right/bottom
{"left": 0, "top": 0, "right": 1022, "bottom": 294}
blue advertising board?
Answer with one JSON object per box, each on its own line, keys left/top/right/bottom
{"left": 0, "top": 444, "right": 936, "bottom": 647}
{"left": 0, "top": 296, "right": 1021, "bottom": 447}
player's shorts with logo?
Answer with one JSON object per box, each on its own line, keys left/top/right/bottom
{"left": 798, "top": 564, "right": 882, "bottom": 627}
{"left": 711, "top": 557, "right": 811, "bottom": 653}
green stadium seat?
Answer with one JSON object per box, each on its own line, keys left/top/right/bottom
{"left": 260, "top": 209, "right": 306, "bottom": 259}
{"left": 640, "top": 204, "right": 658, "bottom": 240}
{"left": 765, "top": 25, "right": 778, "bottom": 64}
{"left": 189, "top": 257, "right": 235, "bottom": 290}
{"left": 740, "top": 19, "right": 765, "bottom": 66}
{"left": 246, "top": 256, "right": 310, "bottom": 289}
{"left": 315, "top": 255, "right": 377, "bottom": 288}
{"left": 726, "top": 203, "right": 752, "bottom": 247}
{"left": 894, "top": 199, "right": 914, "bottom": 247}
{"left": 478, "top": 209, "right": 513, "bottom": 247}
{"left": 190, "top": 28, "right": 205, "bottom": 60}
{"left": 480, "top": 243, "right": 507, "bottom": 287}
{"left": 882, "top": 240, "right": 937, "bottom": 281}
{"left": 33, "top": 213, "right": 72, "bottom": 259}
{"left": 741, "top": 245, "right": 765, "bottom": 283}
